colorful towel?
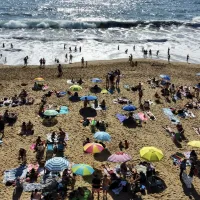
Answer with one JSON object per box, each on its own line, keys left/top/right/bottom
{"left": 163, "top": 108, "right": 180, "bottom": 124}
{"left": 23, "top": 183, "right": 43, "bottom": 192}
{"left": 116, "top": 114, "right": 127, "bottom": 123}
{"left": 138, "top": 112, "right": 148, "bottom": 121}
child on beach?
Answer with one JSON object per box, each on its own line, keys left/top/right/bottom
{"left": 102, "top": 175, "right": 111, "bottom": 199}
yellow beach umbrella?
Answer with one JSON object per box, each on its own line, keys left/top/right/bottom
{"left": 69, "top": 85, "right": 82, "bottom": 91}
{"left": 34, "top": 77, "right": 45, "bottom": 82}
{"left": 83, "top": 143, "right": 104, "bottom": 154}
{"left": 101, "top": 89, "right": 108, "bottom": 94}
{"left": 188, "top": 141, "right": 200, "bottom": 148}
{"left": 140, "top": 146, "right": 164, "bottom": 162}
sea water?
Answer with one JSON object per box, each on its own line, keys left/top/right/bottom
{"left": 0, "top": 0, "right": 200, "bottom": 65}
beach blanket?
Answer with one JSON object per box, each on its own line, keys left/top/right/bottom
{"left": 59, "top": 106, "right": 69, "bottom": 114}
{"left": 112, "top": 181, "right": 127, "bottom": 195}
{"left": 163, "top": 108, "right": 180, "bottom": 124}
{"left": 171, "top": 153, "right": 191, "bottom": 166}
{"left": 23, "top": 183, "right": 43, "bottom": 192}
{"left": 137, "top": 112, "right": 148, "bottom": 121}
{"left": 116, "top": 114, "right": 127, "bottom": 123}
{"left": 3, "top": 165, "right": 27, "bottom": 183}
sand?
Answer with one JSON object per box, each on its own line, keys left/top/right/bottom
{"left": 0, "top": 59, "right": 200, "bottom": 200}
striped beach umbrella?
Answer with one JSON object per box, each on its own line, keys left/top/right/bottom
{"left": 94, "top": 131, "right": 111, "bottom": 142}
{"left": 45, "top": 157, "right": 69, "bottom": 172}
{"left": 44, "top": 110, "right": 58, "bottom": 116}
{"left": 83, "top": 143, "right": 104, "bottom": 153}
{"left": 72, "top": 164, "right": 94, "bottom": 176}
{"left": 108, "top": 152, "right": 132, "bottom": 162}
{"left": 70, "top": 85, "right": 82, "bottom": 91}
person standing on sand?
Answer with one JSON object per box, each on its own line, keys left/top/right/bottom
{"left": 81, "top": 57, "right": 84, "bottom": 67}
{"left": 187, "top": 54, "right": 189, "bottom": 63}
{"left": 138, "top": 89, "right": 143, "bottom": 105}
{"left": 57, "top": 64, "right": 63, "bottom": 77}
{"left": 92, "top": 174, "right": 101, "bottom": 199}
{"left": 42, "top": 58, "right": 46, "bottom": 68}
{"left": 168, "top": 48, "right": 170, "bottom": 55}
{"left": 157, "top": 50, "right": 159, "bottom": 57}
{"left": 102, "top": 175, "right": 111, "bottom": 199}
{"left": 168, "top": 54, "right": 170, "bottom": 63}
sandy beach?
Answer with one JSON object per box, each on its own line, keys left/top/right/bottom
{"left": 0, "top": 59, "right": 200, "bottom": 200}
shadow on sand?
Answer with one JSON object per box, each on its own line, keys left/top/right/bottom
{"left": 79, "top": 107, "right": 97, "bottom": 118}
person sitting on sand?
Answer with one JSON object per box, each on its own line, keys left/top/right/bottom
{"left": 51, "top": 132, "right": 56, "bottom": 143}
{"left": 190, "top": 150, "right": 198, "bottom": 162}
{"left": 84, "top": 97, "right": 88, "bottom": 108}
{"left": 77, "top": 78, "right": 83, "bottom": 85}
{"left": 124, "top": 140, "right": 129, "bottom": 149}
{"left": 143, "top": 101, "right": 150, "bottom": 111}
{"left": 3, "top": 110, "right": 9, "bottom": 122}
{"left": 120, "top": 162, "right": 128, "bottom": 178}
{"left": 119, "top": 141, "right": 124, "bottom": 151}
{"left": 31, "top": 189, "right": 42, "bottom": 200}
{"left": 27, "top": 121, "right": 34, "bottom": 135}
{"left": 58, "top": 128, "right": 66, "bottom": 142}
{"left": 27, "top": 168, "right": 38, "bottom": 183}
{"left": 83, "top": 138, "right": 90, "bottom": 146}
{"left": 100, "top": 99, "right": 106, "bottom": 110}
{"left": 19, "top": 89, "right": 28, "bottom": 98}
{"left": 18, "top": 148, "right": 27, "bottom": 163}
{"left": 20, "top": 122, "right": 27, "bottom": 135}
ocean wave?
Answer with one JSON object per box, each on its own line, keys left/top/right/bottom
{"left": 0, "top": 19, "right": 199, "bottom": 30}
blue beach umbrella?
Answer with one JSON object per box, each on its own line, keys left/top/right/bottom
{"left": 80, "top": 95, "right": 97, "bottom": 101}
{"left": 196, "top": 73, "right": 200, "bottom": 76}
{"left": 44, "top": 110, "right": 59, "bottom": 116}
{"left": 94, "top": 131, "right": 111, "bottom": 142}
{"left": 160, "top": 74, "right": 170, "bottom": 81}
{"left": 92, "top": 78, "right": 102, "bottom": 83}
{"left": 123, "top": 105, "right": 137, "bottom": 112}
{"left": 45, "top": 157, "right": 69, "bottom": 172}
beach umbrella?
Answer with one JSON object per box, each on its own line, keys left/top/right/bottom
{"left": 92, "top": 78, "right": 102, "bottom": 83}
{"left": 45, "top": 157, "right": 69, "bottom": 172}
{"left": 94, "top": 131, "right": 111, "bottom": 142}
{"left": 101, "top": 89, "right": 109, "bottom": 94}
{"left": 107, "top": 152, "right": 132, "bottom": 162}
{"left": 188, "top": 141, "right": 200, "bottom": 148}
{"left": 44, "top": 110, "right": 59, "bottom": 117}
{"left": 70, "top": 85, "right": 82, "bottom": 91}
{"left": 196, "top": 73, "right": 200, "bottom": 76}
{"left": 72, "top": 164, "right": 94, "bottom": 176}
{"left": 34, "top": 77, "right": 45, "bottom": 82}
{"left": 83, "top": 143, "right": 104, "bottom": 153}
{"left": 140, "top": 147, "right": 164, "bottom": 162}
{"left": 160, "top": 74, "right": 170, "bottom": 81}
{"left": 123, "top": 105, "right": 137, "bottom": 112}
{"left": 80, "top": 95, "right": 97, "bottom": 101}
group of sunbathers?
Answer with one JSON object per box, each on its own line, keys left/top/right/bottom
{"left": 0, "top": 89, "right": 34, "bottom": 107}
{"left": 20, "top": 121, "right": 34, "bottom": 135}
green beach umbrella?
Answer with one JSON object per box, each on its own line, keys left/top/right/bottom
{"left": 44, "top": 110, "right": 59, "bottom": 116}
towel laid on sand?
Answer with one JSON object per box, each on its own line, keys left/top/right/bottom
{"left": 3, "top": 165, "right": 27, "bottom": 183}
{"left": 46, "top": 132, "right": 69, "bottom": 143}
{"left": 138, "top": 112, "right": 148, "bottom": 121}
{"left": 116, "top": 114, "right": 127, "bottom": 123}
{"left": 59, "top": 106, "right": 69, "bottom": 114}
{"left": 23, "top": 183, "right": 43, "bottom": 192}
{"left": 163, "top": 108, "right": 180, "bottom": 124}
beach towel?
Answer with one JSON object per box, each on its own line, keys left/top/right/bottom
{"left": 112, "top": 181, "right": 127, "bottom": 195}
{"left": 91, "top": 103, "right": 102, "bottom": 110}
{"left": 59, "top": 106, "right": 69, "bottom": 114}
{"left": 138, "top": 112, "right": 148, "bottom": 121}
{"left": 23, "top": 183, "right": 43, "bottom": 192}
{"left": 123, "top": 85, "right": 130, "bottom": 91}
{"left": 116, "top": 114, "right": 127, "bottom": 123}
{"left": 3, "top": 165, "right": 27, "bottom": 184}
{"left": 163, "top": 108, "right": 180, "bottom": 124}
{"left": 57, "top": 91, "right": 67, "bottom": 97}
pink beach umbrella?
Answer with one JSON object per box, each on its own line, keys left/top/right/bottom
{"left": 107, "top": 152, "right": 132, "bottom": 163}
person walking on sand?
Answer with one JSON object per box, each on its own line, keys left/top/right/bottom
{"left": 138, "top": 89, "right": 143, "bottom": 105}
{"left": 168, "top": 54, "right": 170, "bottom": 63}
{"left": 81, "top": 57, "right": 84, "bottom": 67}
{"left": 69, "top": 54, "right": 73, "bottom": 63}
{"left": 157, "top": 50, "right": 159, "bottom": 57}
{"left": 39, "top": 58, "right": 42, "bottom": 68}
{"left": 102, "top": 175, "right": 111, "bottom": 199}
{"left": 57, "top": 64, "right": 63, "bottom": 77}
{"left": 42, "top": 58, "right": 46, "bottom": 68}
{"left": 187, "top": 54, "right": 189, "bottom": 63}
{"left": 168, "top": 48, "right": 170, "bottom": 55}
